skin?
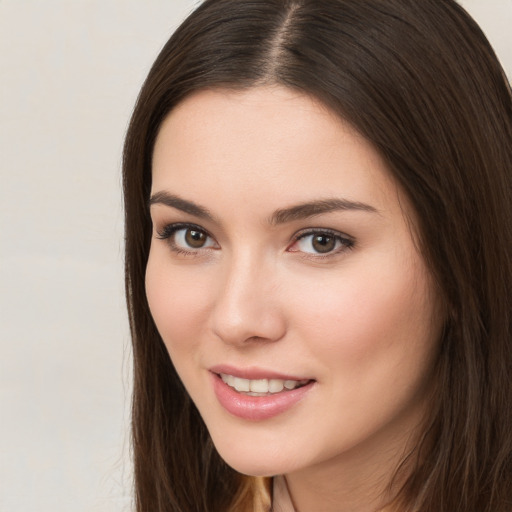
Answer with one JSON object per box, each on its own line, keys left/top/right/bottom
{"left": 146, "top": 86, "right": 443, "bottom": 512}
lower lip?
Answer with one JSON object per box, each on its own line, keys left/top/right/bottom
{"left": 211, "top": 373, "right": 314, "bottom": 421}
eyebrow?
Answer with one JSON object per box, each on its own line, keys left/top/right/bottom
{"left": 149, "top": 191, "right": 379, "bottom": 224}
{"left": 149, "top": 191, "right": 215, "bottom": 221}
{"left": 269, "top": 198, "right": 379, "bottom": 225}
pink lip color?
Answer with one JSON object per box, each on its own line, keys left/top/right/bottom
{"left": 209, "top": 364, "right": 310, "bottom": 381}
{"left": 210, "top": 371, "right": 314, "bottom": 421}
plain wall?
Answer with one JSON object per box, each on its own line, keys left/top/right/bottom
{"left": 1, "top": 1, "right": 510, "bottom": 511}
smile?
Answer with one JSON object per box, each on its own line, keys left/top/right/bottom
{"left": 211, "top": 370, "right": 315, "bottom": 420}
{"left": 219, "top": 373, "right": 310, "bottom": 396}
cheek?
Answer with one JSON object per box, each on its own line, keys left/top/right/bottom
{"left": 287, "top": 254, "right": 438, "bottom": 379}
{"left": 145, "top": 249, "right": 213, "bottom": 355}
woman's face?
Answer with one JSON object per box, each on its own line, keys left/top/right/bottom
{"left": 146, "top": 86, "right": 442, "bottom": 478}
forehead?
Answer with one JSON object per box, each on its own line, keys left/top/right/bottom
{"left": 151, "top": 86, "right": 404, "bottom": 220}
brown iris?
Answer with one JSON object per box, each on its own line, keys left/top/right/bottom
{"left": 312, "top": 234, "right": 336, "bottom": 253}
{"left": 185, "top": 229, "right": 208, "bottom": 248}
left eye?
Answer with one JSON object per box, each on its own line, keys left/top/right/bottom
{"left": 290, "top": 231, "right": 353, "bottom": 255}
{"left": 156, "top": 224, "right": 217, "bottom": 253}
{"left": 174, "top": 227, "right": 215, "bottom": 249}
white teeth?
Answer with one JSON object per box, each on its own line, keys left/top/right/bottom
{"left": 250, "top": 379, "right": 268, "bottom": 393}
{"left": 220, "top": 374, "right": 308, "bottom": 394}
{"left": 268, "top": 379, "right": 284, "bottom": 393}
{"left": 233, "top": 377, "right": 250, "bottom": 392}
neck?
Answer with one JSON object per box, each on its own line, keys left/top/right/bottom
{"left": 280, "top": 417, "right": 421, "bottom": 512}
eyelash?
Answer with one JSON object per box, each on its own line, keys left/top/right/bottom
{"left": 155, "top": 222, "right": 355, "bottom": 258}
{"left": 156, "top": 222, "right": 217, "bottom": 256}
{"left": 289, "top": 228, "right": 355, "bottom": 258}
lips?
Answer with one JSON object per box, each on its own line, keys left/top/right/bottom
{"left": 209, "top": 364, "right": 312, "bottom": 382}
{"left": 209, "top": 366, "right": 315, "bottom": 420}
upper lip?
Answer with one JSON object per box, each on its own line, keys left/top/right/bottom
{"left": 209, "top": 364, "right": 313, "bottom": 381}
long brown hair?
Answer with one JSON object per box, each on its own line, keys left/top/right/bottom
{"left": 123, "top": 1, "right": 512, "bottom": 510}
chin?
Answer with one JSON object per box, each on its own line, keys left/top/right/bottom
{"left": 218, "top": 455, "right": 285, "bottom": 478}
{"left": 209, "top": 431, "right": 302, "bottom": 477}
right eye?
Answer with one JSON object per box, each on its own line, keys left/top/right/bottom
{"left": 156, "top": 223, "right": 218, "bottom": 254}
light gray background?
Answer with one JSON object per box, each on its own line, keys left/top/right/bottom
{"left": 1, "top": 1, "right": 510, "bottom": 511}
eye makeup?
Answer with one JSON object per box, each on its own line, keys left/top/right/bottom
{"left": 156, "top": 221, "right": 355, "bottom": 260}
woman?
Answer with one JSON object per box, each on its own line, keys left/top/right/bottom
{"left": 123, "top": 0, "right": 512, "bottom": 510}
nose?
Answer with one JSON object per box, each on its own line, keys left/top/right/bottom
{"left": 209, "top": 253, "right": 287, "bottom": 346}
